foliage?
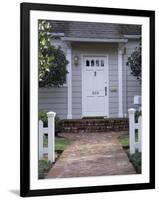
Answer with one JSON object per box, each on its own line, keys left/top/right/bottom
{"left": 118, "top": 134, "right": 141, "bottom": 174}
{"left": 128, "top": 152, "right": 141, "bottom": 173}
{"left": 126, "top": 43, "right": 141, "bottom": 83}
{"left": 118, "top": 134, "right": 129, "bottom": 148}
{"left": 38, "top": 20, "right": 68, "bottom": 87}
{"left": 55, "top": 137, "right": 72, "bottom": 151}
{"left": 135, "top": 110, "right": 142, "bottom": 123}
{"left": 38, "top": 110, "right": 48, "bottom": 127}
{"left": 38, "top": 160, "right": 52, "bottom": 179}
{"left": 38, "top": 110, "right": 62, "bottom": 135}
{"left": 118, "top": 133, "right": 138, "bottom": 148}
{"left": 55, "top": 115, "right": 62, "bottom": 134}
{"left": 38, "top": 20, "right": 53, "bottom": 81}
{"left": 39, "top": 136, "right": 71, "bottom": 178}
{"left": 43, "top": 135, "right": 71, "bottom": 151}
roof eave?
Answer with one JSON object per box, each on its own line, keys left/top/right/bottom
{"left": 61, "top": 37, "right": 128, "bottom": 43}
{"left": 124, "top": 35, "right": 141, "bottom": 39}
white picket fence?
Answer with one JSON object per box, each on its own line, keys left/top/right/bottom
{"left": 128, "top": 108, "right": 142, "bottom": 155}
{"left": 39, "top": 111, "right": 56, "bottom": 162}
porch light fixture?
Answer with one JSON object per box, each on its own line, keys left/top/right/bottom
{"left": 74, "top": 55, "right": 79, "bottom": 66}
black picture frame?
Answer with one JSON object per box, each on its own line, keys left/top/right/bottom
{"left": 20, "top": 2, "right": 155, "bottom": 197}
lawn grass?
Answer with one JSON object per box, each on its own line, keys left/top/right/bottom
{"left": 118, "top": 133, "right": 141, "bottom": 174}
{"left": 118, "top": 131, "right": 138, "bottom": 148}
{"left": 55, "top": 137, "right": 71, "bottom": 151}
{"left": 118, "top": 134, "right": 129, "bottom": 148}
{"left": 43, "top": 135, "right": 71, "bottom": 151}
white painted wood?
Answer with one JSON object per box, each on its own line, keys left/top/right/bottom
{"left": 135, "top": 143, "right": 138, "bottom": 150}
{"left": 106, "top": 56, "right": 109, "bottom": 117}
{"left": 66, "top": 42, "right": 72, "bottom": 119}
{"left": 128, "top": 108, "right": 136, "bottom": 154}
{"left": 38, "top": 112, "right": 56, "bottom": 162}
{"left": 124, "top": 35, "right": 141, "bottom": 39}
{"left": 82, "top": 55, "right": 108, "bottom": 117}
{"left": 38, "top": 120, "right": 43, "bottom": 160}
{"left": 43, "top": 147, "right": 48, "bottom": 154}
{"left": 138, "top": 116, "right": 142, "bottom": 152}
{"left": 128, "top": 108, "right": 142, "bottom": 155}
{"left": 134, "top": 123, "right": 140, "bottom": 129}
{"left": 62, "top": 37, "right": 128, "bottom": 43}
{"left": 118, "top": 43, "right": 124, "bottom": 117}
{"left": 43, "top": 127, "right": 48, "bottom": 133}
{"left": 47, "top": 111, "right": 56, "bottom": 163}
{"left": 134, "top": 95, "right": 141, "bottom": 105}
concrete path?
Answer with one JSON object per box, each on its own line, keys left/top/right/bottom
{"left": 47, "top": 132, "right": 136, "bottom": 178}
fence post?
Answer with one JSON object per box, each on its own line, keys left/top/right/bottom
{"left": 128, "top": 108, "right": 135, "bottom": 154}
{"left": 138, "top": 116, "right": 142, "bottom": 152}
{"left": 39, "top": 120, "right": 43, "bottom": 160}
{"left": 47, "top": 111, "right": 56, "bottom": 163}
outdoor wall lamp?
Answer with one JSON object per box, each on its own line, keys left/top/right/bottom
{"left": 74, "top": 55, "right": 79, "bottom": 66}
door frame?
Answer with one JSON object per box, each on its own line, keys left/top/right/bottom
{"left": 81, "top": 54, "right": 109, "bottom": 118}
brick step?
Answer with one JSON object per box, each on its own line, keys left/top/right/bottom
{"left": 62, "top": 118, "right": 128, "bottom": 122}
{"left": 61, "top": 128, "right": 128, "bottom": 133}
{"left": 61, "top": 124, "right": 128, "bottom": 129}
{"left": 61, "top": 123, "right": 128, "bottom": 126}
{"left": 60, "top": 118, "right": 129, "bottom": 133}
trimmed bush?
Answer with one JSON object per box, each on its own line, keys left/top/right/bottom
{"left": 135, "top": 110, "right": 142, "bottom": 123}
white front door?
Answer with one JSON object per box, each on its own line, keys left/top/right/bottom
{"left": 83, "top": 56, "right": 108, "bottom": 117}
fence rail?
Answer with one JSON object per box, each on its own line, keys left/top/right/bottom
{"left": 38, "top": 111, "right": 56, "bottom": 162}
{"left": 128, "top": 108, "right": 142, "bottom": 155}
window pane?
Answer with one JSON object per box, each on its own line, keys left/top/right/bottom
{"left": 86, "top": 60, "right": 90, "bottom": 66}
{"left": 96, "top": 60, "right": 99, "bottom": 66}
{"left": 91, "top": 60, "right": 94, "bottom": 66}
{"left": 101, "top": 60, "right": 104, "bottom": 66}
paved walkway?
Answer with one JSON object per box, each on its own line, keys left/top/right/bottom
{"left": 47, "top": 132, "right": 136, "bottom": 178}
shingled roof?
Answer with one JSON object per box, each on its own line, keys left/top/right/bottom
{"left": 50, "top": 20, "right": 141, "bottom": 39}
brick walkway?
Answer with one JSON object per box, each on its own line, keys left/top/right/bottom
{"left": 46, "top": 132, "right": 136, "bottom": 178}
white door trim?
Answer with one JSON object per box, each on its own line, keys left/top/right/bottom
{"left": 118, "top": 43, "right": 124, "bottom": 117}
{"left": 81, "top": 54, "right": 109, "bottom": 118}
{"left": 66, "top": 42, "right": 72, "bottom": 119}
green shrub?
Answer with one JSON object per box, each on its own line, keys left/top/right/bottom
{"left": 38, "top": 159, "right": 52, "bottom": 179}
{"left": 38, "top": 110, "right": 48, "bottom": 127}
{"left": 38, "top": 110, "right": 62, "bottom": 135}
{"left": 55, "top": 115, "right": 62, "bottom": 134}
{"left": 135, "top": 110, "right": 142, "bottom": 123}
{"left": 129, "top": 152, "right": 141, "bottom": 173}
{"left": 118, "top": 135, "right": 141, "bottom": 174}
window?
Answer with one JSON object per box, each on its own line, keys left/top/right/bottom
{"left": 86, "top": 60, "right": 90, "bottom": 66}
{"left": 96, "top": 60, "right": 99, "bottom": 66}
{"left": 101, "top": 60, "right": 104, "bottom": 66}
{"left": 91, "top": 60, "right": 94, "bottom": 66}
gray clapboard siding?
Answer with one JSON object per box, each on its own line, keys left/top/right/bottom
{"left": 38, "top": 87, "right": 67, "bottom": 119}
{"left": 109, "top": 51, "right": 118, "bottom": 117}
{"left": 72, "top": 47, "right": 82, "bottom": 118}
